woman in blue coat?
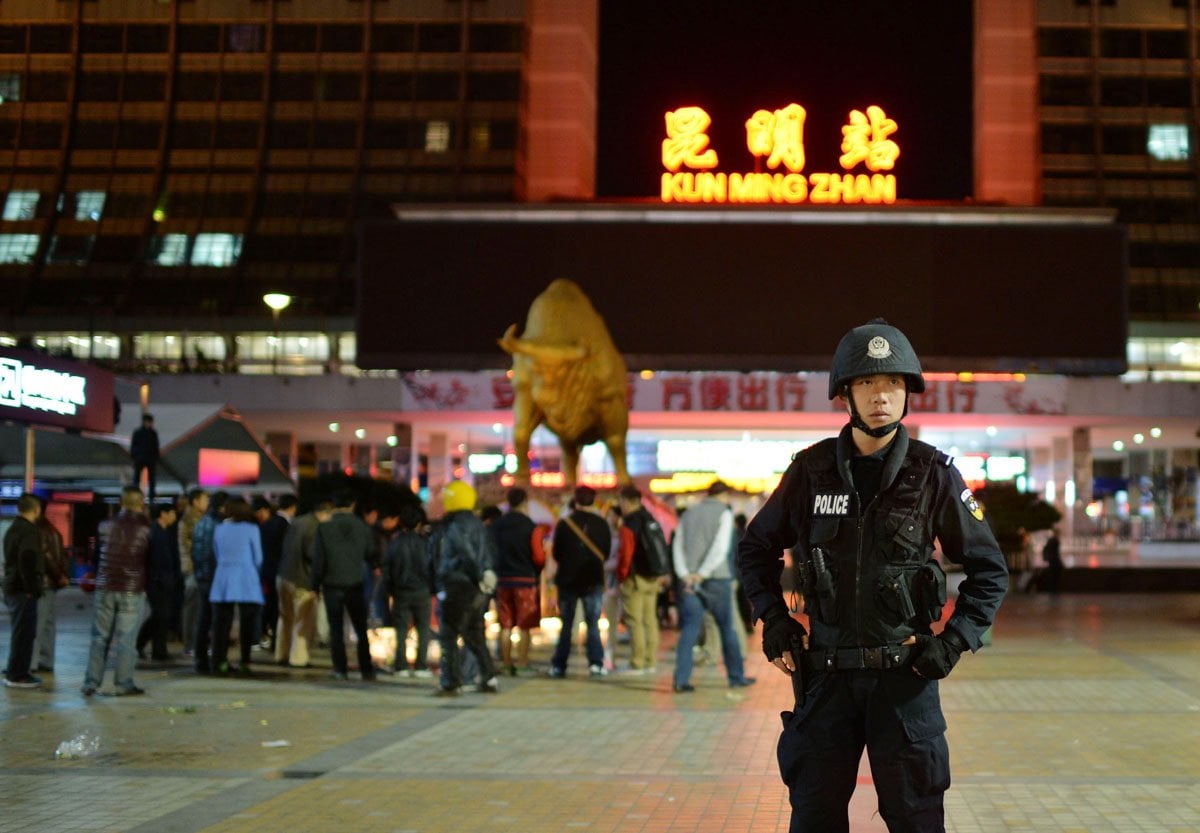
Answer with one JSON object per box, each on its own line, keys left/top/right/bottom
{"left": 209, "top": 497, "right": 264, "bottom": 675}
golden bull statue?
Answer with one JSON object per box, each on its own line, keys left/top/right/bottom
{"left": 498, "top": 279, "right": 631, "bottom": 487}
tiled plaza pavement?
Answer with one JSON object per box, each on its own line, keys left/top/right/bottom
{"left": 2, "top": 587, "right": 1200, "bottom": 832}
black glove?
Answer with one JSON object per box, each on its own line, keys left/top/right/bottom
{"left": 761, "top": 608, "right": 807, "bottom": 663}
{"left": 910, "top": 628, "right": 969, "bottom": 679}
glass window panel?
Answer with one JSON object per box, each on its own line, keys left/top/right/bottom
{"left": 273, "top": 72, "right": 315, "bottom": 101}
{"left": 373, "top": 24, "right": 414, "bottom": 52}
{"left": 274, "top": 24, "right": 317, "bottom": 52}
{"left": 3, "top": 191, "right": 39, "bottom": 220}
{"left": 29, "top": 25, "right": 72, "bottom": 53}
{"left": 80, "top": 24, "right": 123, "bottom": 53}
{"left": 415, "top": 72, "right": 459, "bottom": 101}
{"left": 1146, "top": 30, "right": 1187, "bottom": 59}
{"left": 469, "top": 121, "right": 490, "bottom": 151}
{"left": 469, "top": 23, "right": 521, "bottom": 53}
{"left": 150, "top": 234, "right": 189, "bottom": 266}
{"left": 0, "top": 234, "right": 39, "bottom": 264}
{"left": 73, "top": 191, "right": 106, "bottom": 221}
{"left": 222, "top": 73, "right": 264, "bottom": 101}
{"left": 117, "top": 121, "right": 162, "bottom": 150}
{"left": 214, "top": 121, "right": 260, "bottom": 149}
{"left": 320, "top": 24, "right": 362, "bottom": 53}
{"left": 227, "top": 24, "right": 263, "bottom": 54}
{"left": 467, "top": 72, "right": 519, "bottom": 102}
{"left": 1038, "top": 27, "right": 1091, "bottom": 58}
{"left": 89, "top": 235, "right": 139, "bottom": 262}
{"left": 318, "top": 73, "right": 360, "bottom": 101}
{"left": 369, "top": 71, "right": 412, "bottom": 100}
{"left": 490, "top": 119, "right": 517, "bottom": 150}
{"left": 0, "top": 73, "right": 21, "bottom": 103}
{"left": 1099, "top": 29, "right": 1142, "bottom": 59}
{"left": 20, "top": 122, "right": 63, "bottom": 149}
{"left": 124, "top": 73, "right": 166, "bottom": 101}
{"left": 1102, "top": 125, "right": 1145, "bottom": 154}
{"left": 1041, "top": 124, "right": 1095, "bottom": 154}
{"left": 1147, "top": 124, "right": 1190, "bottom": 161}
{"left": 1100, "top": 77, "right": 1143, "bottom": 107}
{"left": 418, "top": 24, "right": 460, "bottom": 53}
{"left": 1039, "top": 75, "right": 1092, "bottom": 106}
{"left": 191, "top": 233, "right": 242, "bottom": 267}
{"left": 177, "top": 72, "right": 219, "bottom": 101}
{"left": 47, "top": 235, "right": 93, "bottom": 265}
{"left": 313, "top": 121, "right": 357, "bottom": 148}
{"left": 268, "top": 121, "right": 311, "bottom": 149}
{"left": 425, "top": 120, "right": 451, "bottom": 152}
{"left": 127, "top": 24, "right": 168, "bottom": 53}
{"left": 0, "top": 26, "right": 28, "bottom": 54}
{"left": 78, "top": 73, "right": 121, "bottom": 101}
{"left": 178, "top": 25, "right": 221, "bottom": 53}
{"left": 1146, "top": 78, "right": 1189, "bottom": 108}
{"left": 26, "top": 73, "right": 71, "bottom": 101}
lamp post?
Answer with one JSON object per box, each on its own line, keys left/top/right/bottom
{"left": 262, "top": 293, "right": 292, "bottom": 373}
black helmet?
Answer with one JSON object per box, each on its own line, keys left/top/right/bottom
{"left": 827, "top": 318, "right": 925, "bottom": 400}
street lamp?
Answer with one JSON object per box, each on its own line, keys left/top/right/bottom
{"left": 263, "top": 293, "right": 292, "bottom": 373}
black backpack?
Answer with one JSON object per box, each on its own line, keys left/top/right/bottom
{"left": 632, "top": 511, "right": 671, "bottom": 578}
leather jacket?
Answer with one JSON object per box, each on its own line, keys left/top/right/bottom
{"left": 737, "top": 424, "right": 1008, "bottom": 652}
{"left": 431, "top": 510, "right": 495, "bottom": 592}
{"left": 95, "top": 509, "right": 151, "bottom": 593}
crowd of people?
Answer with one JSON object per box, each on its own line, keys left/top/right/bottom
{"left": 3, "top": 477, "right": 759, "bottom": 696}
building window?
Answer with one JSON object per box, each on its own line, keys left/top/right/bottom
{"left": 1099, "top": 29, "right": 1142, "bottom": 59}
{"left": 222, "top": 73, "right": 264, "bottom": 101}
{"left": 150, "top": 234, "right": 189, "bottom": 266}
{"left": 467, "top": 72, "right": 520, "bottom": 102}
{"left": 275, "top": 24, "right": 317, "bottom": 52}
{"left": 1042, "top": 124, "right": 1096, "bottom": 155}
{"left": 227, "top": 24, "right": 263, "bottom": 54}
{"left": 127, "top": 24, "right": 168, "bottom": 54}
{"left": 1148, "top": 124, "right": 1190, "bottom": 161}
{"left": 1146, "top": 30, "right": 1187, "bottom": 59}
{"left": 418, "top": 24, "right": 460, "bottom": 53}
{"left": 71, "top": 191, "right": 106, "bottom": 221}
{"left": 469, "top": 23, "right": 522, "bottom": 53}
{"left": 3, "top": 191, "right": 39, "bottom": 220}
{"left": 191, "top": 233, "right": 242, "bottom": 267}
{"left": 425, "top": 120, "right": 451, "bottom": 153}
{"left": 320, "top": 24, "right": 362, "bottom": 53}
{"left": 0, "top": 26, "right": 29, "bottom": 54}
{"left": 318, "top": 73, "right": 361, "bottom": 101}
{"left": 20, "top": 122, "right": 63, "bottom": 149}
{"left": 373, "top": 24, "right": 414, "bottom": 52}
{"left": 0, "top": 73, "right": 20, "bottom": 103}
{"left": 0, "top": 234, "right": 39, "bottom": 263}
{"left": 123, "top": 73, "right": 166, "bottom": 101}
{"left": 79, "top": 72, "right": 122, "bottom": 101}
{"left": 1038, "top": 27, "right": 1091, "bottom": 58}
{"left": 29, "top": 25, "right": 72, "bottom": 54}
{"left": 469, "top": 121, "right": 490, "bottom": 152}
{"left": 415, "top": 72, "right": 459, "bottom": 101}
{"left": 1101, "top": 125, "right": 1145, "bottom": 154}
{"left": 178, "top": 25, "right": 221, "bottom": 53}
{"left": 1040, "top": 75, "right": 1092, "bottom": 107}
{"left": 80, "top": 24, "right": 124, "bottom": 53}
{"left": 47, "top": 235, "right": 94, "bottom": 265}
{"left": 177, "top": 72, "right": 220, "bottom": 102}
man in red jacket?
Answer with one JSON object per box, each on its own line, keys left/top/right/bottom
{"left": 82, "top": 486, "right": 152, "bottom": 697}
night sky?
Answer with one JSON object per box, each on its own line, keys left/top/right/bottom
{"left": 596, "top": 1, "right": 974, "bottom": 201}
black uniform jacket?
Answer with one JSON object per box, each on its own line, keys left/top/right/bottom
{"left": 737, "top": 424, "right": 1008, "bottom": 652}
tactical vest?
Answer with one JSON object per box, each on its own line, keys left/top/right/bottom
{"left": 785, "top": 437, "right": 949, "bottom": 647}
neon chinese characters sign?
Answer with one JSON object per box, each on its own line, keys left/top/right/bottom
{"left": 661, "top": 103, "right": 899, "bottom": 205}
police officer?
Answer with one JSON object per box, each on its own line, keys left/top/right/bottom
{"left": 737, "top": 319, "right": 1008, "bottom": 833}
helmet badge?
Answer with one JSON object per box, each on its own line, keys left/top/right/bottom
{"left": 866, "top": 336, "right": 892, "bottom": 359}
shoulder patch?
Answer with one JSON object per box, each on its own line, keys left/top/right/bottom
{"left": 959, "top": 487, "right": 984, "bottom": 521}
{"left": 936, "top": 451, "right": 954, "bottom": 468}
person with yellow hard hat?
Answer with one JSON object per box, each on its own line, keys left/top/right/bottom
{"left": 429, "top": 480, "right": 499, "bottom": 696}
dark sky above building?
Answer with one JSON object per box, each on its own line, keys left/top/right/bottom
{"left": 596, "top": 1, "right": 974, "bottom": 201}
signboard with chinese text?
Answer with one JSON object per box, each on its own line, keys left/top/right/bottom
{"left": 0, "top": 348, "right": 115, "bottom": 434}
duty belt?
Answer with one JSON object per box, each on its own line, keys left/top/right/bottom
{"left": 802, "top": 644, "right": 915, "bottom": 672}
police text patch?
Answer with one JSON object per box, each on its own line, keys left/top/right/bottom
{"left": 960, "top": 488, "right": 985, "bottom": 521}
{"left": 813, "top": 492, "right": 852, "bottom": 516}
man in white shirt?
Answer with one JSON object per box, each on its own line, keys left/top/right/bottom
{"left": 670, "top": 481, "right": 755, "bottom": 692}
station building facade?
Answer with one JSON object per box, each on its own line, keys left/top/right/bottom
{"left": 1, "top": 1, "right": 1200, "bottom": 537}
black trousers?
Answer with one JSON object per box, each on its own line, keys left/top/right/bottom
{"left": 137, "top": 584, "right": 173, "bottom": 658}
{"left": 192, "top": 582, "right": 214, "bottom": 671}
{"left": 322, "top": 584, "right": 373, "bottom": 677}
{"left": 4, "top": 592, "right": 38, "bottom": 681}
{"left": 777, "top": 668, "right": 949, "bottom": 833}
{"left": 438, "top": 583, "right": 495, "bottom": 690}
{"left": 212, "top": 602, "right": 260, "bottom": 670}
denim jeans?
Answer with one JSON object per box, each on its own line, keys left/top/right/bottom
{"left": 674, "top": 578, "right": 747, "bottom": 688}
{"left": 83, "top": 591, "right": 146, "bottom": 691}
{"left": 4, "top": 592, "right": 38, "bottom": 681}
{"left": 551, "top": 586, "right": 605, "bottom": 672}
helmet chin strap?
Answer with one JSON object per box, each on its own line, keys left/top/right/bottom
{"left": 844, "top": 386, "right": 905, "bottom": 439}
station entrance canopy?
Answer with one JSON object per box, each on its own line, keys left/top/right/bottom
{"left": 359, "top": 206, "right": 1127, "bottom": 376}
